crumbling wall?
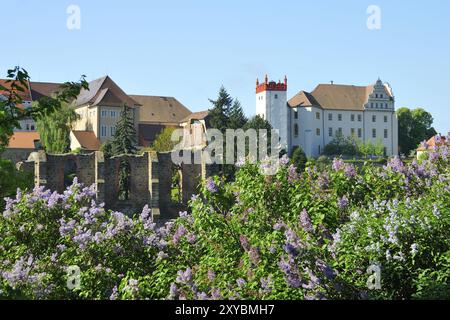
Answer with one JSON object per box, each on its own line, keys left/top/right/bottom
{"left": 23, "top": 150, "right": 216, "bottom": 218}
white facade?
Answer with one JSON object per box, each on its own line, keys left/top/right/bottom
{"left": 255, "top": 76, "right": 290, "bottom": 151}
{"left": 257, "top": 77, "right": 399, "bottom": 157}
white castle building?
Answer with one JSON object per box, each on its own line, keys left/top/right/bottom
{"left": 256, "top": 75, "right": 399, "bottom": 157}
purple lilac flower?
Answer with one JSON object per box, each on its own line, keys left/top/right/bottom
{"left": 210, "top": 288, "right": 221, "bottom": 300}
{"left": 109, "top": 286, "right": 118, "bottom": 300}
{"left": 207, "top": 269, "right": 216, "bottom": 282}
{"left": 280, "top": 154, "right": 290, "bottom": 166}
{"left": 239, "top": 235, "right": 250, "bottom": 251}
{"left": 332, "top": 158, "right": 345, "bottom": 171}
{"left": 260, "top": 276, "right": 273, "bottom": 294}
{"left": 287, "top": 164, "right": 299, "bottom": 183}
{"left": 172, "top": 225, "right": 187, "bottom": 245}
{"left": 236, "top": 278, "right": 246, "bottom": 288}
{"left": 317, "top": 171, "right": 330, "bottom": 189}
{"left": 278, "top": 256, "right": 302, "bottom": 288}
{"left": 337, "top": 196, "right": 349, "bottom": 209}
{"left": 140, "top": 205, "right": 151, "bottom": 221}
{"left": 344, "top": 164, "right": 357, "bottom": 179}
{"left": 299, "top": 209, "right": 313, "bottom": 233}
{"left": 186, "top": 233, "right": 196, "bottom": 244}
{"left": 205, "top": 178, "right": 218, "bottom": 193}
{"left": 191, "top": 194, "right": 199, "bottom": 201}
{"left": 176, "top": 268, "right": 193, "bottom": 284}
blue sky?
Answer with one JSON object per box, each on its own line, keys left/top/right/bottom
{"left": 2, "top": 0, "right": 449, "bottom": 134}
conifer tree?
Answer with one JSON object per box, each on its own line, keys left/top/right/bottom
{"left": 112, "top": 104, "right": 137, "bottom": 155}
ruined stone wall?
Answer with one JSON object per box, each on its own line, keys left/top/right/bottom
{"left": 22, "top": 150, "right": 216, "bottom": 219}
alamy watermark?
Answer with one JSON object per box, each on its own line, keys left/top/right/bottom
{"left": 170, "top": 128, "right": 284, "bottom": 175}
{"left": 367, "top": 263, "right": 382, "bottom": 290}
{"left": 67, "top": 5, "right": 81, "bottom": 30}
{"left": 367, "top": 5, "right": 381, "bottom": 30}
{"left": 66, "top": 265, "right": 81, "bottom": 290}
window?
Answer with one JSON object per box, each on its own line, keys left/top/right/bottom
{"left": 101, "top": 110, "right": 107, "bottom": 117}
{"left": 358, "top": 128, "right": 362, "bottom": 138}
{"left": 30, "top": 125, "right": 35, "bottom": 131}
{"left": 101, "top": 126, "right": 107, "bottom": 137}
{"left": 372, "top": 129, "right": 377, "bottom": 138}
{"left": 338, "top": 127, "right": 343, "bottom": 134}
{"left": 328, "top": 127, "right": 333, "bottom": 137}
{"left": 294, "top": 109, "right": 298, "bottom": 119}
{"left": 384, "top": 115, "right": 388, "bottom": 123}
{"left": 274, "top": 94, "right": 278, "bottom": 99}
{"left": 338, "top": 114, "right": 342, "bottom": 121}
{"left": 371, "top": 103, "right": 374, "bottom": 108}
{"left": 384, "top": 129, "right": 388, "bottom": 139}
{"left": 385, "top": 103, "right": 388, "bottom": 108}
{"left": 294, "top": 124, "right": 299, "bottom": 137}
{"left": 316, "top": 112, "right": 320, "bottom": 120}
{"left": 383, "top": 147, "right": 387, "bottom": 156}
{"left": 110, "top": 126, "right": 116, "bottom": 137}
{"left": 110, "top": 110, "right": 116, "bottom": 118}
{"left": 351, "top": 114, "right": 355, "bottom": 122}
{"left": 316, "top": 128, "right": 321, "bottom": 136}
{"left": 380, "top": 94, "right": 383, "bottom": 98}
{"left": 351, "top": 128, "right": 355, "bottom": 136}
{"left": 375, "top": 103, "right": 378, "bottom": 108}
{"left": 358, "top": 114, "right": 362, "bottom": 122}
{"left": 328, "top": 113, "right": 333, "bottom": 121}
{"left": 372, "top": 115, "right": 376, "bottom": 122}
{"left": 26, "top": 124, "right": 30, "bottom": 130}
{"left": 375, "top": 94, "right": 378, "bottom": 98}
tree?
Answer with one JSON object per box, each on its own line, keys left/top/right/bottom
{"left": 111, "top": 104, "right": 137, "bottom": 155}
{"left": 36, "top": 102, "right": 79, "bottom": 153}
{"left": 228, "top": 99, "right": 247, "bottom": 130}
{"left": 323, "top": 131, "right": 357, "bottom": 157}
{"left": 290, "top": 146, "right": 307, "bottom": 172}
{"left": 396, "top": 107, "right": 437, "bottom": 156}
{"left": 0, "top": 158, "right": 33, "bottom": 210}
{"left": 208, "top": 86, "right": 233, "bottom": 133}
{"left": 0, "top": 66, "right": 88, "bottom": 151}
{"left": 152, "top": 127, "right": 178, "bottom": 152}
{"left": 110, "top": 104, "right": 138, "bottom": 201}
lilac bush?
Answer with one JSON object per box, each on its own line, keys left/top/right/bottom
{"left": 1, "top": 144, "right": 449, "bottom": 299}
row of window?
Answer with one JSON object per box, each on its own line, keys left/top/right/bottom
{"left": 100, "top": 110, "right": 118, "bottom": 118}
{"left": 369, "top": 102, "right": 390, "bottom": 109}
{"left": 313, "top": 112, "right": 390, "bottom": 123}
{"left": 293, "top": 125, "right": 389, "bottom": 139}
{"left": 100, "top": 125, "right": 117, "bottom": 137}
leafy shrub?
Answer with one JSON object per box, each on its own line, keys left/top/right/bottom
{"left": 0, "top": 145, "right": 449, "bottom": 300}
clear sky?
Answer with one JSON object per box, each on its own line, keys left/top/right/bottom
{"left": 2, "top": 0, "right": 449, "bottom": 134}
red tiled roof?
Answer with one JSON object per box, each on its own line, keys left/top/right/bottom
{"left": 71, "top": 131, "right": 101, "bottom": 151}
{"left": 7, "top": 131, "right": 40, "bottom": 149}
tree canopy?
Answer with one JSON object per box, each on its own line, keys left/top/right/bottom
{"left": 36, "top": 102, "right": 79, "bottom": 154}
{"left": 397, "top": 107, "right": 436, "bottom": 156}
{"left": 111, "top": 104, "right": 138, "bottom": 155}
{"left": 0, "top": 66, "right": 88, "bottom": 151}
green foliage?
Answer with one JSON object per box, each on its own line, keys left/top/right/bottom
{"left": 1, "top": 144, "right": 449, "bottom": 300}
{"left": 0, "top": 66, "right": 88, "bottom": 151}
{"left": 36, "top": 102, "right": 78, "bottom": 154}
{"left": 0, "top": 159, "right": 33, "bottom": 210}
{"left": 323, "top": 131, "right": 357, "bottom": 157}
{"left": 111, "top": 105, "right": 137, "bottom": 155}
{"left": 397, "top": 107, "right": 437, "bottom": 156}
{"left": 208, "top": 86, "right": 233, "bottom": 133}
{"left": 290, "top": 146, "right": 307, "bottom": 172}
{"left": 152, "top": 127, "right": 177, "bottom": 152}
{"left": 100, "top": 141, "right": 113, "bottom": 158}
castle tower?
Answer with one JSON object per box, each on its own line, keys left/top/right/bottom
{"left": 255, "top": 75, "right": 290, "bottom": 152}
